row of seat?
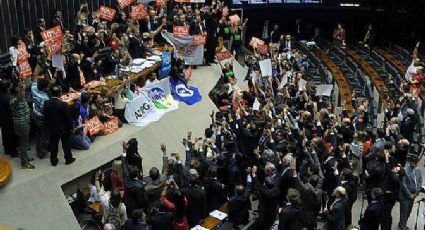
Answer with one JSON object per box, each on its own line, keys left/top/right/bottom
{"left": 344, "top": 47, "right": 395, "bottom": 110}
{"left": 312, "top": 48, "right": 354, "bottom": 116}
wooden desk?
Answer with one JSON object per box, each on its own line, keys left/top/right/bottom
{"left": 202, "top": 203, "right": 229, "bottom": 229}
{"left": 375, "top": 48, "right": 425, "bottom": 102}
{"left": 313, "top": 48, "right": 353, "bottom": 117}
{"left": 344, "top": 48, "right": 395, "bottom": 109}
{"left": 0, "top": 158, "right": 12, "bottom": 187}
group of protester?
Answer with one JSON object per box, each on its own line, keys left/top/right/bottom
{"left": 1, "top": 0, "right": 425, "bottom": 230}
{"left": 0, "top": 0, "right": 248, "bottom": 170}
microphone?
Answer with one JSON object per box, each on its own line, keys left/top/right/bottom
{"left": 415, "top": 198, "right": 425, "bottom": 203}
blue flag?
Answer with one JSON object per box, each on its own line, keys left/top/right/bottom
{"left": 159, "top": 51, "right": 171, "bottom": 77}
{"left": 170, "top": 78, "right": 202, "bottom": 105}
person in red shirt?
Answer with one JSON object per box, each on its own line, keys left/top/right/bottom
{"left": 111, "top": 160, "right": 125, "bottom": 191}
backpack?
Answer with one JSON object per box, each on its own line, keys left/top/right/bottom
{"left": 106, "top": 204, "right": 122, "bottom": 230}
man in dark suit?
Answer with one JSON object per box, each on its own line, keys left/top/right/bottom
{"left": 43, "top": 86, "right": 75, "bottom": 166}
{"left": 0, "top": 80, "right": 18, "bottom": 157}
{"left": 182, "top": 173, "right": 207, "bottom": 227}
{"left": 228, "top": 183, "right": 251, "bottom": 229}
{"left": 278, "top": 188, "right": 302, "bottom": 230}
{"left": 121, "top": 144, "right": 146, "bottom": 216}
{"left": 128, "top": 30, "right": 147, "bottom": 59}
{"left": 359, "top": 188, "right": 385, "bottom": 230}
{"left": 322, "top": 186, "right": 347, "bottom": 230}
{"left": 34, "top": 18, "right": 47, "bottom": 45}
{"left": 67, "top": 53, "right": 85, "bottom": 90}
{"left": 203, "top": 166, "right": 227, "bottom": 212}
{"left": 147, "top": 200, "right": 174, "bottom": 230}
{"left": 51, "top": 10, "right": 65, "bottom": 30}
{"left": 398, "top": 156, "right": 423, "bottom": 230}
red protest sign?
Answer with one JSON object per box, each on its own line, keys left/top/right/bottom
{"left": 229, "top": 14, "right": 241, "bottom": 25}
{"left": 130, "top": 4, "right": 148, "bottom": 20}
{"left": 173, "top": 26, "right": 190, "bottom": 37}
{"left": 249, "top": 37, "right": 265, "bottom": 48}
{"left": 116, "top": 0, "right": 135, "bottom": 9}
{"left": 40, "top": 26, "right": 63, "bottom": 56}
{"left": 85, "top": 116, "right": 103, "bottom": 136}
{"left": 257, "top": 44, "right": 269, "bottom": 56}
{"left": 216, "top": 51, "right": 232, "bottom": 61}
{"left": 40, "top": 26, "right": 62, "bottom": 43}
{"left": 99, "top": 5, "right": 117, "bottom": 22}
{"left": 156, "top": 0, "right": 167, "bottom": 5}
{"left": 19, "top": 60, "right": 32, "bottom": 78}
{"left": 193, "top": 34, "right": 207, "bottom": 45}
{"left": 17, "top": 43, "right": 30, "bottom": 65}
{"left": 103, "top": 117, "right": 119, "bottom": 135}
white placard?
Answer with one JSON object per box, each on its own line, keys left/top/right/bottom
{"left": 259, "top": 59, "right": 272, "bottom": 77}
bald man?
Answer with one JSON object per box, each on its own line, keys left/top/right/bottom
{"left": 323, "top": 186, "right": 347, "bottom": 230}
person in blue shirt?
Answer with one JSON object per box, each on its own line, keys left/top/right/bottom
{"left": 31, "top": 78, "right": 50, "bottom": 158}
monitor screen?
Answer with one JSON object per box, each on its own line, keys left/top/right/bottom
{"left": 232, "top": 0, "right": 361, "bottom": 7}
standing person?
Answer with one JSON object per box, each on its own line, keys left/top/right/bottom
{"left": 322, "top": 186, "right": 347, "bottom": 230}
{"left": 398, "top": 156, "right": 423, "bottom": 230}
{"left": 261, "top": 20, "right": 270, "bottom": 43}
{"left": 10, "top": 84, "right": 34, "bottom": 169}
{"left": 31, "top": 78, "right": 50, "bottom": 159}
{"left": 182, "top": 173, "right": 207, "bottom": 227}
{"left": 44, "top": 85, "right": 75, "bottom": 166}
{"left": 231, "top": 18, "right": 248, "bottom": 61}
{"left": 0, "top": 80, "right": 18, "bottom": 157}
{"left": 278, "top": 188, "right": 302, "bottom": 230}
{"left": 359, "top": 188, "right": 385, "bottom": 230}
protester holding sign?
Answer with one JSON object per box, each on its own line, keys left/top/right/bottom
{"left": 231, "top": 18, "right": 248, "bottom": 61}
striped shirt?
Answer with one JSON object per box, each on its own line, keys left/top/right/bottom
{"left": 10, "top": 97, "right": 30, "bottom": 125}
{"left": 31, "top": 82, "right": 49, "bottom": 118}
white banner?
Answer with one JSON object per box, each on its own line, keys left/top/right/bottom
{"left": 125, "top": 78, "right": 179, "bottom": 127}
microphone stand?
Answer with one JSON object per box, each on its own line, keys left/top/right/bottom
{"left": 415, "top": 199, "right": 423, "bottom": 230}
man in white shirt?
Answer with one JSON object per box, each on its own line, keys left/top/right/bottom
{"left": 405, "top": 42, "right": 421, "bottom": 81}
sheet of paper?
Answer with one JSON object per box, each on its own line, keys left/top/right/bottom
{"left": 253, "top": 97, "right": 260, "bottom": 111}
{"left": 315, "top": 84, "right": 333, "bottom": 96}
{"left": 259, "top": 59, "right": 272, "bottom": 77}
{"left": 298, "top": 79, "right": 307, "bottom": 92}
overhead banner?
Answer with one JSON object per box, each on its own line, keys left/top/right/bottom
{"left": 170, "top": 78, "right": 202, "bottom": 105}
{"left": 161, "top": 31, "right": 204, "bottom": 66}
{"left": 159, "top": 51, "right": 172, "bottom": 77}
{"left": 125, "top": 78, "right": 179, "bottom": 126}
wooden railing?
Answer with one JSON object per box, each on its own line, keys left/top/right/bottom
{"left": 313, "top": 48, "right": 353, "bottom": 117}
{"left": 344, "top": 48, "right": 395, "bottom": 109}
{"left": 375, "top": 48, "right": 425, "bottom": 102}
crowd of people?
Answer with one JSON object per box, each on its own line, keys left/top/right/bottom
{"left": 1, "top": 0, "right": 425, "bottom": 230}
{"left": 0, "top": 0, "right": 246, "bottom": 169}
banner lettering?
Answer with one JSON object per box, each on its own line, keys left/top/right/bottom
{"left": 193, "top": 34, "right": 207, "bottom": 45}
{"left": 216, "top": 51, "right": 232, "bottom": 61}
{"left": 99, "top": 5, "right": 117, "bottom": 22}
{"left": 85, "top": 116, "right": 103, "bottom": 135}
{"left": 161, "top": 31, "right": 204, "bottom": 66}
{"left": 103, "top": 117, "right": 119, "bottom": 135}
{"left": 173, "top": 26, "right": 190, "bottom": 38}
